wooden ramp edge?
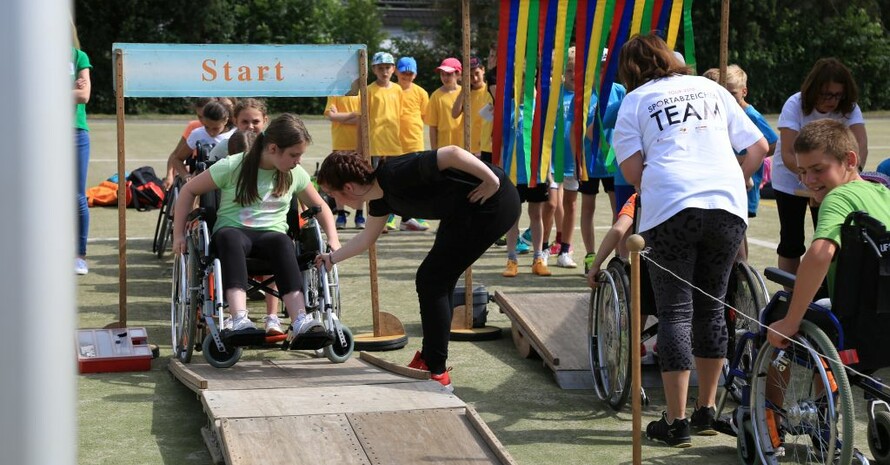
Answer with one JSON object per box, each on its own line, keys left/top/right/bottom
{"left": 494, "top": 291, "right": 595, "bottom": 390}
{"left": 170, "top": 354, "right": 516, "bottom": 465}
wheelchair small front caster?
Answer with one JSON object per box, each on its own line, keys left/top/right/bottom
{"left": 202, "top": 334, "right": 242, "bottom": 368}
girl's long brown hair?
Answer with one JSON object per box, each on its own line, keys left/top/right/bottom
{"left": 235, "top": 113, "right": 312, "bottom": 206}
{"left": 618, "top": 33, "right": 691, "bottom": 92}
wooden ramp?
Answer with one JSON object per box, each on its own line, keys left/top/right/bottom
{"left": 170, "top": 353, "right": 515, "bottom": 465}
{"left": 495, "top": 291, "right": 662, "bottom": 390}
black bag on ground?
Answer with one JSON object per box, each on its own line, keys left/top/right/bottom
{"left": 452, "top": 285, "right": 490, "bottom": 328}
{"left": 127, "top": 166, "right": 165, "bottom": 211}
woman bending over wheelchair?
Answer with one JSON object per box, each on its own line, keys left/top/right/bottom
{"left": 613, "top": 34, "right": 768, "bottom": 446}
{"left": 767, "top": 119, "right": 890, "bottom": 349}
{"left": 172, "top": 113, "right": 341, "bottom": 337}
{"left": 314, "top": 147, "right": 520, "bottom": 391}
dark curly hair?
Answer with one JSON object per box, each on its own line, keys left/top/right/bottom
{"left": 316, "top": 151, "right": 375, "bottom": 191}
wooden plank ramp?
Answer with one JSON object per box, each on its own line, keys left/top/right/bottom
{"left": 494, "top": 291, "right": 662, "bottom": 390}
{"left": 169, "top": 353, "right": 516, "bottom": 465}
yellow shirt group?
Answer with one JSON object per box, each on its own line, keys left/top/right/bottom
{"left": 368, "top": 82, "right": 403, "bottom": 156}
{"left": 324, "top": 95, "right": 361, "bottom": 151}
{"left": 469, "top": 86, "right": 494, "bottom": 153}
{"left": 399, "top": 84, "right": 429, "bottom": 153}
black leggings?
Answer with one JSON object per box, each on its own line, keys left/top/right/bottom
{"left": 416, "top": 184, "right": 521, "bottom": 374}
{"left": 212, "top": 227, "right": 302, "bottom": 296}
{"left": 774, "top": 190, "right": 820, "bottom": 259}
{"left": 641, "top": 208, "right": 746, "bottom": 372}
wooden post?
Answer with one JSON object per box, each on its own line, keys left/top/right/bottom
{"left": 627, "top": 234, "right": 646, "bottom": 465}
{"left": 113, "top": 49, "right": 127, "bottom": 328}
{"left": 718, "top": 0, "right": 730, "bottom": 86}
{"left": 353, "top": 48, "right": 408, "bottom": 351}
{"left": 450, "top": 0, "right": 500, "bottom": 342}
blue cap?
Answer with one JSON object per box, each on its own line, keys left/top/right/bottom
{"left": 371, "top": 52, "right": 395, "bottom": 66}
{"left": 397, "top": 57, "right": 417, "bottom": 74}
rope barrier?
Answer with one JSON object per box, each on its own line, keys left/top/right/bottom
{"left": 638, "top": 247, "right": 890, "bottom": 394}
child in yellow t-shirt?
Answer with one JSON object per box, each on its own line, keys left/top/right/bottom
{"left": 451, "top": 56, "right": 493, "bottom": 157}
{"left": 425, "top": 57, "right": 464, "bottom": 149}
{"left": 324, "top": 95, "right": 365, "bottom": 229}
{"left": 368, "top": 52, "right": 402, "bottom": 158}
{"left": 396, "top": 57, "right": 429, "bottom": 153}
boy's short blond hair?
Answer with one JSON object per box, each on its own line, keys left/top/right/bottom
{"left": 701, "top": 67, "right": 719, "bottom": 82}
{"left": 724, "top": 64, "right": 747, "bottom": 93}
{"left": 794, "top": 119, "right": 859, "bottom": 163}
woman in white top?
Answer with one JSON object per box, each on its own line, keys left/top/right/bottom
{"left": 612, "top": 33, "right": 768, "bottom": 447}
{"left": 772, "top": 58, "right": 868, "bottom": 275}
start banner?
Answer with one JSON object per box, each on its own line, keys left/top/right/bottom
{"left": 112, "top": 43, "right": 364, "bottom": 98}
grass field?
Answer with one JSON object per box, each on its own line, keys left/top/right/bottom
{"left": 77, "top": 115, "right": 890, "bottom": 464}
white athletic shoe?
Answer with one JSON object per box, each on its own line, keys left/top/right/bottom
{"left": 264, "top": 315, "right": 284, "bottom": 335}
{"left": 75, "top": 257, "right": 89, "bottom": 275}
{"left": 292, "top": 314, "right": 321, "bottom": 335}
{"left": 224, "top": 312, "right": 255, "bottom": 331}
{"left": 556, "top": 252, "right": 578, "bottom": 268}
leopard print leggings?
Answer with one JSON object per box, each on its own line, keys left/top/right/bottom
{"left": 641, "top": 208, "right": 746, "bottom": 372}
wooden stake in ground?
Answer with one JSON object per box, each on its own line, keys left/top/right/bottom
{"left": 450, "top": 0, "right": 501, "bottom": 342}
{"left": 353, "top": 47, "right": 409, "bottom": 351}
{"left": 628, "top": 234, "right": 645, "bottom": 465}
{"left": 111, "top": 48, "right": 127, "bottom": 328}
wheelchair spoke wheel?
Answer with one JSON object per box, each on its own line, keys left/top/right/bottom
{"left": 749, "top": 320, "right": 854, "bottom": 465}
{"left": 868, "top": 410, "right": 890, "bottom": 465}
{"left": 171, "top": 254, "right": 196, "bottom": 363}
{"left": 323, "top": 324, "right": 354, "bottom": 363}
{"left": 202, "top": 333, "right": 242, "bottom": 368}
{"left": 589, "top": 260, "right": 632, "bottom": 411}
{"left": 724, "top": 261, "right": 770, "bottom": 403}
{"left": 154, "top": 185, "right": 177, "bottom": 259}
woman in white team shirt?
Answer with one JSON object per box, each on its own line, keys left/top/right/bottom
{"left": 772, "top": 58, "right": 868, "bottom": 276}
{"left": 612, "top": 34, "right": 768, "bottom": 447}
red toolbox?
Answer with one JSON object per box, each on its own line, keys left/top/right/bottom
{"left": 77, "top": 327, "right": 152, "bottom": 374}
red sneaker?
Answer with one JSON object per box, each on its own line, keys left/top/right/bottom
{"left": 431, "top": 370, "right": 453, "bottom": 392}
{"left": 408, "top": 351, "right": 428, "bottom": 371}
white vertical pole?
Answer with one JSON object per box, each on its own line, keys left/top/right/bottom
{"left": 0, "top": 0, "right": 77, "bottom": 464}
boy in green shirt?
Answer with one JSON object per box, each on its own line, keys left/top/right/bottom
{"left": 768, "top": 119, "right": 890, "bottom": 348}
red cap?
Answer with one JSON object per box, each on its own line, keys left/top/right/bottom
{"left": 435, "top": 57, "right": 462, "bottom": 74}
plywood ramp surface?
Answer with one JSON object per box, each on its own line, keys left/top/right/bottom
{"left": 203, "top": 381, "right": 463, "bottom": 420}
{"left": 496, "top": 291, "right": 589, "bottom": 369}
{"left": 169, "top": 357, "right": 416, "bottom": 393}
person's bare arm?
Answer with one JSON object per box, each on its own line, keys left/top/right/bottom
{"left": 767, "top": 238, "right": 836, "bottom": 348}
{"left": 315, "top": 215, "right": 386, "bottom": 269}
{"left": 779, "top": 127, "right": 799, "bottom": 173}
{"left": 296, "top": 184, "right": 341, "bottom": 250}
{"left": 619, "top": 151, "right": 643, "bottom": 188}
{"left": 587, "top": 215, "right": 634, "bottom": 288}
{"left": 849, "top": 123, "right": 868, "bottom": 169}
{"left": 451, "top": 91, "right": 466, "bottom": 119}
{"left": 171, "top": 170, "right": 218, "bottom": 254}
{"left": 436, "top": 145, "right": 500, "bottom": 203}
{"left": 73, "top": 69, "right": 90, "bottom": 104}
{"left": 429, "top": 126, "right": 439, "bottom": 150}
{"left": 739, "top": 136, "right": 769, "bottom": 179}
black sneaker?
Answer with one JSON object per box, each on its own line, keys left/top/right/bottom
{"left": 646, "top": 412, "right": 692, "bottom": 448}
{"left": 690, "top": 405, "right": 718, "bottom": 436}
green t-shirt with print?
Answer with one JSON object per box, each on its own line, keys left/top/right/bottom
{"left": 73, "top": 48, "right": 92, "bottom": 131}
{"left": 208, "top": 152, "right": 311, "bottom": 234}
{"left": 813, "top": 180, "right": 890, "bottom": 297}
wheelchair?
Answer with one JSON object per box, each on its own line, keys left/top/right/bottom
{"left": 170, "top": 191, "right": 354, "bottom": 368}
{"left": 729, "top": 211, "right": 890, "bottom": 465}
{"left": 153, "top": 141, "right": 214, "bottom": 259}
{"left": 588, "top": 252, "right": 769, "bottom": 412}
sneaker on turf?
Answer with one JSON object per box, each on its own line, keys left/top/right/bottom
{"left": 502, "top": 259, "right": 519, "bottom": 277}
{"left": 227, "top": 312, "right": 256, "bottom": 331}
{"left": 646, "top": 412, "right": 692, "bottom": 447}
{"left": 516, "top": 240, "right": 531, "bottom": 254}
{"left": 532, "top": 257, "right": 551, "bottom": 276}
{"left": 520, "top": 228, "right": 532, "bottom": 246}
{"left": 583, "top": 253, "right": 596, "bottom": 274}
{"left": 408, "top": 350, "right": 429, "bottom": 370}
{"left": 355, "top": 214, "right": 366, "bottom": 229}
{"left": 75, "top": 257, "right": 89, "bottom": 275}
{"left": 264, "top": 314, "right": 284, "bottom": 335}
{"left": 690, "top": 404, "right": 718, "bottom": 436}
{"left": 400, "top": 218, "right": 429, "bottom": 231}
{"left": 541, "top": 250, "right": 550, "bottom": 265}
{"left": 556, "top": 252, "right": 578, "bottom": 268}
{"left": 385, "top": 214, "right": 398, "bottom": 231}
{"left": 432, "top": 370, "right": 454, "bottom": 392}
{"left": 494, "top": 235, "right": 507, "bottom": 246}
{"left": 335, "top": 211, "right": 348, "bottom": 230}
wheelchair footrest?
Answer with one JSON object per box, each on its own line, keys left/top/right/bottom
{"left": 221, "top": 329, "right": 268, "bottom": 347}
{"left": 285, "top": 327, "right": 334, "bottom": 351}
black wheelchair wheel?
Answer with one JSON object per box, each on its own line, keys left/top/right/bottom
{"left": 868, "top": 410, "right": 890, "bottom": 465}
{"left": 724, "top": 261, "right": 770, "bottom": 403}
{"left": 171, "top": 254, "right": 196, "bottom": 363}
{"left": 154, "top": 185, "right": 177, "bottom": 259}
{"left": 152, "top": 197, "right": 166, "bottom": 254}
{"left": 323, "top": 324, "right": 354, "bottom": 363}
{"left": 202, "top": 333, "right": 242, "bottom": 368}
{"left": 589, "top": 259, "right": 633, "bottom": 411}
{"left": 737, "top": 415, "right": 758, "bottom": 465}
{"left": 749, "top": 320, "right": 854, "bottom": 465}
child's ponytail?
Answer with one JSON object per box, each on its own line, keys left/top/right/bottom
{"left": 235, "top": 114, "right": 312, "bottom": 206}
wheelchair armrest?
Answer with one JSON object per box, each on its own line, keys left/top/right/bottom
{"left": 300, "top": 205, "right": 322, "bottom": 220}
{"left": 764, "top": 267, "right": 796, "bottom": 288}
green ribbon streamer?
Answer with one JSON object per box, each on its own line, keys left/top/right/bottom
{"left": 682, "top": 0, "right": 696, "bottom": 73}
